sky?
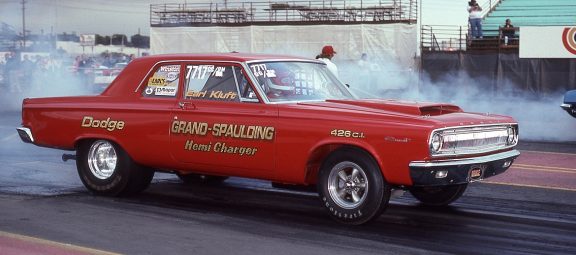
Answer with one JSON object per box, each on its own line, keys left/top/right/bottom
{"left": 0, "top": 0, "right": 478, "bottom": 36}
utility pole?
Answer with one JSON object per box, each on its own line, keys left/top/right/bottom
{"left": 21, "top": 0, "right": 26, "bottom": 48}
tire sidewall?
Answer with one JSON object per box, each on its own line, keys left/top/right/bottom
{"left": 77, "top": 140, "right": 130, "bottom": 196}
{"left": 318, "top": 148, "right": 390, "bottom": 225}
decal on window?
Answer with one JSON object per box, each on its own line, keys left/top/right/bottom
{"left": 142, "top": 64, "right": 180, "bottom": 97}
{"left": 250, "top": 64, "right": 276, "bottom": 78}
{"left": 186, "top": 65, "right": 217, "bottom": 79}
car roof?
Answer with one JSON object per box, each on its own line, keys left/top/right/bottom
{"left": 137, "top": 53, "right": 314, "bottom": 63}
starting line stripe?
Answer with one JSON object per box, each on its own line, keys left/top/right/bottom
{"left": 520, "top": 150, "right": 576, "bottom": 156}
{"left": 484, "top": 181, "right": 576, "bottom": 192}
{"left": 0, "top": 231, "right": 121, "bottom": 255}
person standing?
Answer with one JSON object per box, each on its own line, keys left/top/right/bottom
{"left": 316, "top": 45, "right": 339, "bottom": 78}
{"left": 468, "top": 0, "right": 483, "bottom": 39}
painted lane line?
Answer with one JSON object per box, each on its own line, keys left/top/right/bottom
{"left": 10, "top": 161, "right": 43, "bottom": 166}
{"left": 520, "top": 150, "right": 576, "bottom": 156}
{"left": 513, "top": 163, "right": 576, "bottom": 171}
{"left": 510, "top": 166, "right": 576, "bottom": 174}
{"left": 0, "top": 230, "right": 121, "bottom": 255}
{"left": 483, "top": 181, "right": 576, "bottom": 192}
{"left": 0, "top": 133, "right": 17, "bottom": 142}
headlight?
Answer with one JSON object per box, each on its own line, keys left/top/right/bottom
{"left": 430, "top": 133, "right": 442, "bottom": 153}
{"left": 507, "top": 126, "right": 517, "bottom": 145}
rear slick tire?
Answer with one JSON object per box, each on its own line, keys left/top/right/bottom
{"left": 409, "top": 184, "right": 468, "bottom": 206}
{"left": 318, "top": 148, "right": 391, "bottom": 225}
{"left": 76, "top": 140, "right": 154, "bottom": 196}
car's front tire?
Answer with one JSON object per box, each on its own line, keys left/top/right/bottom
{"left": 409, "top": 184, "right": 468, "bottom": 206}
{"left": 318, "top": 148, "right": 391, "bottom": 225}
{"left": 76, "top": 140, "right": 154, "bottom": 196}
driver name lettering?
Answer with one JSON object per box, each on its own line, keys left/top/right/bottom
{"left": 171, "top": 120, "right": 275, "bottom": 141}
{"left": 186, "top": 90, "right": 237, "bottom": 100}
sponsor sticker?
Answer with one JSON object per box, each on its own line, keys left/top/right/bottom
{"left": 166, "top": 72, "right": 179, "bottom": 82}
{"left": 155, "top": 86, "right": 177, "bottom": 96}
{"left": 148, "top": 76, "right": 166, "bottom": 86}
{"left": 159, "top": 65, "right": 180, "bottom": 72}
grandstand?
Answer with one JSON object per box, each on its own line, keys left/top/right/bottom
{"left": 483, "top": 0, "right": 576, "bottom": 37}
{"left": 420, "top": 0, "right": 576, "bottom": 97}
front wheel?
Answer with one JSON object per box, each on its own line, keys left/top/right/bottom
{"left": 409, "top": 184, "right": 468, "bottom": 206}
{"left": 76, "top": 140, "right": 154, "bottom": 196}
{"left": 318, "top": 148, "right": 391, "bottom": 225}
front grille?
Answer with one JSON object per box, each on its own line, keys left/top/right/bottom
{"left": 430, "top": 124, "right": 518, "bottom": 157}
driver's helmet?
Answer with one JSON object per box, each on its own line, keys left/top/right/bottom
{"left": 264, "top": 69, "right": 296, "bottom": 97}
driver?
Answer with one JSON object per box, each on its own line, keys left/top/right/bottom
{"left": 263, "top": 69, "right": 296, "bottom": 98}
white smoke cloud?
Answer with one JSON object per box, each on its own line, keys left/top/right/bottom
{"left": 0, "top": 60, "right": 95, "bottom": 112}
{"left": 337, "top": 57, "right": 576, "bottom": 143}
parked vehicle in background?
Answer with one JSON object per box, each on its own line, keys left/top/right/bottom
{"left": 17, "top": 53, "right": 520, "bottom": 225}
{"left": 561, "top": 90, "right": 576, "bottom": 118}
{"left": 93, "top": 62, "right": 128, "bottom": 92}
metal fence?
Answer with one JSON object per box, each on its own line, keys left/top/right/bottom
{"left": 421, "top": 25, "right": 521, "bottom": 52}
{"left": 150, "top": 0, "right": 417, "bottom": 26}
{"left": 421, "top": 25, "right": 468, "bottom": 52}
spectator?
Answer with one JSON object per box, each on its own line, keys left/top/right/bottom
{"left": 502, "top": 18, "right": 516, "bottom": 45}
{"left": 468, "top": 0, "right": 483, "bottom": 39}
{"left": 316, "top": 45, "right": 338, "bottom": 78}
{"left": 21, "top": 55, "right": 35, "bottom": 91}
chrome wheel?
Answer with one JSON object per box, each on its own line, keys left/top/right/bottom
{"left": 327, "top": 161, "right": 369, "bottom": 209}
{"left": 87, "top": 140, "right": 117, "bottom": 180}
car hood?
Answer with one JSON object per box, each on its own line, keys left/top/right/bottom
{"left": 298, "top": 99, "right": 462, "bottom": 116}
{"left": 295, "top": 99, "right": 516, "bottom": 126}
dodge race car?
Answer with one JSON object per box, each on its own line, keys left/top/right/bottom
{"left": 17, "top": 53, "right": 520, "bottom": 225}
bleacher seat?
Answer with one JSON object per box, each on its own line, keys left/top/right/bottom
{"left": 482, "top": 0, "right": 576, "bottom": 37}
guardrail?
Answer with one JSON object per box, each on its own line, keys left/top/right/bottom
{"left": 150, "top": 0, "right": 417, "bottom": 26}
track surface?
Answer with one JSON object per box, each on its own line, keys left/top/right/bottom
{"left": 1, "top": 111, "right": 575, "bottom": 255}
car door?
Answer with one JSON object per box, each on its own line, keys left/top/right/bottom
{"left": 170, "top": 62, "right": 277, "bottom": 175}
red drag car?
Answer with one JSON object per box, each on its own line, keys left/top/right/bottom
{"left": 17, "top": 53, "right": 519, "bottom": 225}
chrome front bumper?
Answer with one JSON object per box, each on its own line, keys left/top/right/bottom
{"left": 409, "top": 150, "right": 520, "bottom": 186}
{"left": 16, "top": 127, "right": 34, "bottom": 143}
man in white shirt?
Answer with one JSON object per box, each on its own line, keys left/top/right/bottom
{"left": 468, "top": 0, "right": 483, "bottom": 39}
{"left": 316, "top": 45, "right": 339, "bottom": 78}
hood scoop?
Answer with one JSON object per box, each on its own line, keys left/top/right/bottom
{"left": 324, "top": 99, "right": 463, "bottom": 116}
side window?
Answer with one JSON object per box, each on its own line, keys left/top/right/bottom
{"left": 185, "top": 64, "right": 257, "bottom": 102}
{"left": 141, "top": 64, "right": 180, "bottom": 97}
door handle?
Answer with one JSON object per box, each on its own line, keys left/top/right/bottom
{"left": 178, "top": 102, "right": 196, "bottom": 110}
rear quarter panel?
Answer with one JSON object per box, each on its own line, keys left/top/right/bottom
{"left": 21, "top": 96, "right": 178, "bottom": 170}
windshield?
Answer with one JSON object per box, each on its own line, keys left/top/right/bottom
{"left": 248, "top": 61, "right": 354, "bottom": 102}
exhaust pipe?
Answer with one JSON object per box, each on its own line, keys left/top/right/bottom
{"left": 62, "top": 154, "right": 77, "bottom": 162}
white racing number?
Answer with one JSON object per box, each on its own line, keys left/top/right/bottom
{"left": 186, "top": 65, "right": 217, "bottom": 80}
{"left": 250, "top": 64, "right": 276, "bottom": 78}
